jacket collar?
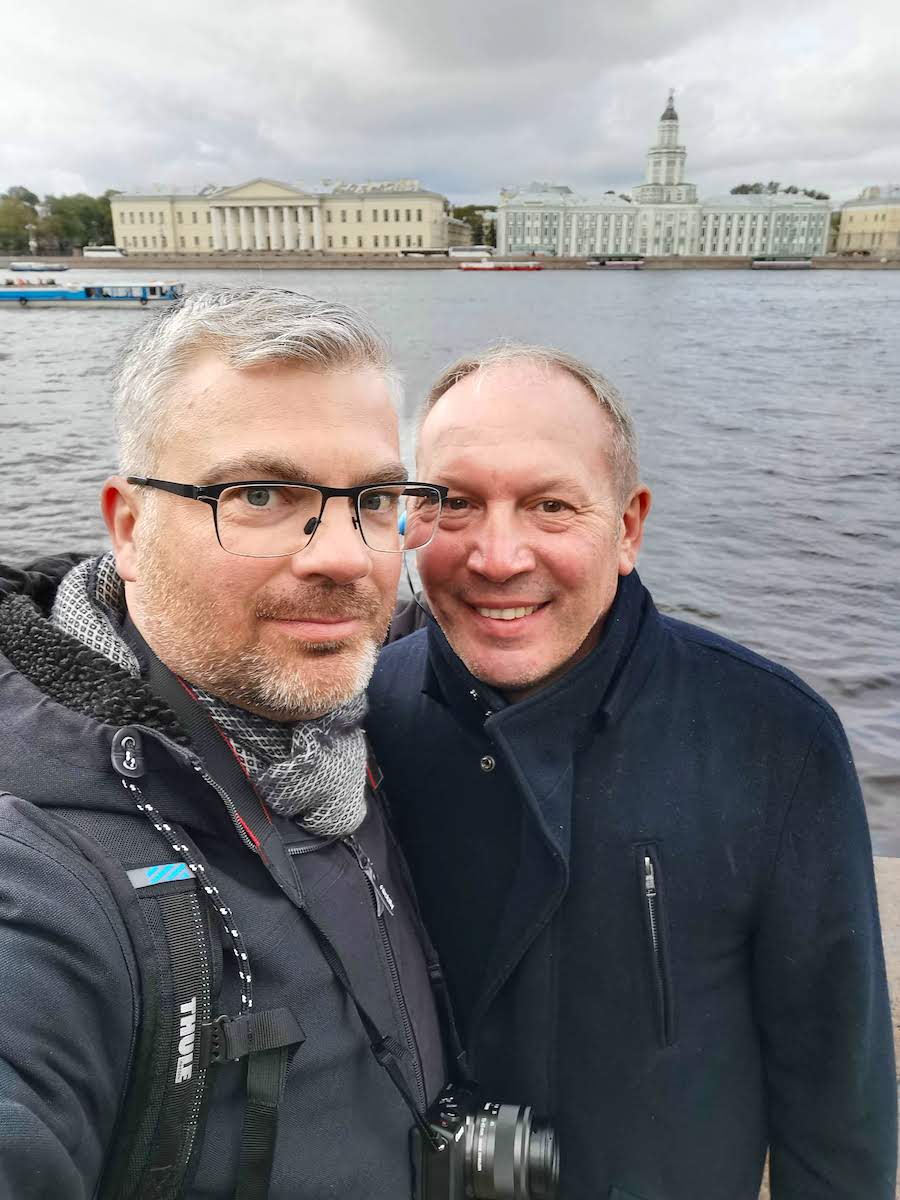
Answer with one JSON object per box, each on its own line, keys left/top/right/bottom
{"left": 420, "top": 570, "right": 661, "bottom": 866}
{"left": 423, "top": 569, "right": 658, "bottom": 733}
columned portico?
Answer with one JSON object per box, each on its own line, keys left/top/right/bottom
{"left": 239, "top": 207, "right": 251, "bottom": 250}
{"left": 253, "top": 207, "right": 265, "bottom": 250}
{"left": 312, "top": 206, "right": 323, "bottom": 250}
{"left": 298, "top": 207, "right": 309, "bottom": 250}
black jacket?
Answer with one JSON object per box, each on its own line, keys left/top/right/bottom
{"left": 0, "top": 572, "right": 444, "bottom": 1198}
{"left": 367, "top": 570, "right": 897, "bottom": 1200}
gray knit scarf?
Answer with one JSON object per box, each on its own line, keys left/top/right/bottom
{"left": 51, "top": 554, "right": 368, "bottom": 838}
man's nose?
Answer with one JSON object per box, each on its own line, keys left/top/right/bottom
{"left": 288, "top": 498, "right": 372, "bottom": 583}
{"left": 466, "top": 511, "right": 536, "bottom": 581}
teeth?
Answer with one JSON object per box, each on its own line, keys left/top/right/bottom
{"left": 476, "top": 605, "right": 539, "bottom": 621}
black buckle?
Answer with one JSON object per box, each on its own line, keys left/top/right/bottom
{"left": 199, "top": 1014, "right": 231, "bottom": 1066}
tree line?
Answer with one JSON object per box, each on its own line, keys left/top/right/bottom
{"left": 0, "top": 186, "right": 117, "bottom": 253}
{"left": 730, "top": 181, "right": 830, "bottom": 200}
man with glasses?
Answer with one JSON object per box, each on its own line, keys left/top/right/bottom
{"left": 367, "top": 344, "right": 897, "bottom": 1199}
{"left": 0, "top": 288, "right": 447, "bottom": 1198}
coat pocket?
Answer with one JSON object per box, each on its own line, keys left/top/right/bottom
{"left": 635, "top": 842, "right": 676, "bottom": 1047}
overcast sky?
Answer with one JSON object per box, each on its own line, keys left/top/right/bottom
{"left": 3, "top": 0, "right": 897, "bottom": 205}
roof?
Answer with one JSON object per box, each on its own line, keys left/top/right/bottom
{"left": 700, "top": 193, "right": 831, "bottom": 210}
{"left": 661, "top": 90, "right": 678, "bottom": 122}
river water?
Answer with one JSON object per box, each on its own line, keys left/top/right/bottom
{"left": 1, "top": 267, "right": 898, "bottom": 850}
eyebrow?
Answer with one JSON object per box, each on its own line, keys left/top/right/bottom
{"left": 201, "top": 453, "right": 409, "bottom": 487}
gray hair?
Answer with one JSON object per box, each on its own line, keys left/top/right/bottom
{"left": 113, "top": 286, "right": 399, "bottom": 474}
{"left": 419, "top": 342, "right": 639, "bottom": 505}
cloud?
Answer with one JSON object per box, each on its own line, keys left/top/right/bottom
{"left": 1, "top": 0, "right": 897, "bottom": 204}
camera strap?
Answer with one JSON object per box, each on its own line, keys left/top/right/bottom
{"left": 128, "top": 623, "right": 443, "bottom": 1172}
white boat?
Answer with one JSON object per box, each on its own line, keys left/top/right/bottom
{"left": 9, "top": 261, "right": 68, "bottom": 272}
{"left": 1, "top": 280, "right": 185, "bottom": 307}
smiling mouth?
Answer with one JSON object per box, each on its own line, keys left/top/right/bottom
{"left": 473, "top": 603, "right": 546, "bottom": 621}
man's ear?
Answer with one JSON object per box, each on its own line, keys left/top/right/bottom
{"left": 101, "top": 476, "right": 141, "bottom": 582}
{"left": 618, "top": 485, "right": 652, "bottom": 576}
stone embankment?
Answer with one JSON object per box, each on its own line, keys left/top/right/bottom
{"left": 3, "top": 253, "right": 899, "bottom": 271}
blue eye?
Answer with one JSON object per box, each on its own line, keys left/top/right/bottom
{"left": 246, "top": 487, "right": 273, "bottom": 507}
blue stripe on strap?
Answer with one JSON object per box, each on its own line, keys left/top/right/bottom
{"left": 128, "top": 863, "right": 194, "bottom": 889}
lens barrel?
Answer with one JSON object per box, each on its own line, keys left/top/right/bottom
{"left": 466, "top": 1102, "right": 559, "bottom": 1199}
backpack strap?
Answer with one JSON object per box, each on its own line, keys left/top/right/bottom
{"left": 49, "top": 807, "right": 222, "bottom": 1200}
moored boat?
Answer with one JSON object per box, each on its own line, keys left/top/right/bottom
{"left": 586, "top": 255, "right": 645, "bottom": 270}
{"left": 0, "top": 280, "right": 185, "bottom": 307}
{"left": 9, "top": 261, "right": 69, "bottom": 272}
{"left": 750, "top": 256, "right": 812, "bottom": 270}
{"left": 458, "top": 261, "right": 543, "bottom": 271}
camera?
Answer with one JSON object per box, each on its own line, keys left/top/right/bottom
{"left": 412, "top": 1084, "right": 559, "bottom": 1199}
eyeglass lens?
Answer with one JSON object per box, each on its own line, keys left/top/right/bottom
{"left": 214, "top": 484, "right": 442, "bottom": 558}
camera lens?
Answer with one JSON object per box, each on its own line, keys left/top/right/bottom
{"left": 466, "top": 1102, "right": 559, "bottom": 1199}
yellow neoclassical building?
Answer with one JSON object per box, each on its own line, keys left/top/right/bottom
{"left": 111, "top": 179, "right": 471, "bottom": 255}
{"left": 836, "top": 186, "right": 900, "bottom": 254}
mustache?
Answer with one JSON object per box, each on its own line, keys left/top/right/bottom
{"left": 256, "top": 585, "right": 383, "bottom": 623}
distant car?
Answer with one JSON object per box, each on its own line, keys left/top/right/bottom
{"left": 839, "top": 248, "right": 871, "bottom": 257}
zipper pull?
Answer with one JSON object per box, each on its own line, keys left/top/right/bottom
{"left": 345, "top": 836, "right": 395, "bottom": 918}
{"left": 644, "top": 855, "right": 656, "bottom": 896}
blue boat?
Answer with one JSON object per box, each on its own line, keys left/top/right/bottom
{"left": 0, "top": 280, "right": 185, "bottom": 307}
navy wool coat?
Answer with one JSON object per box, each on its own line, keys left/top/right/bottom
{"left": 367, "top": 570, "right": 896, "bottom": 1200}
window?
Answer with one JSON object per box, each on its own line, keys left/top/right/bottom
{"left": 206, "top": 211, "right": 211, "bottom": 224}
{"left": 161, "top": 236, "right": 167, "bottom": 248}
{"left": 208, "top": 237, "right": 213, "bottom": 248}
{"left": 374, "top": 235, "right": 379, "bottom": 248}
{"left": 406, "top": 235, "right": 411, "bottom": 247}
{"left": 356, "top": 209, "right": 363, "bottom": 222}
{"left": 179, "top": 236, "right": 185, "bottom": 248}
{"left": 194, "top": 236, "right": 199, "bottom": 246}
{"left": 326, "top": 210, "right": 332, "bottom": 222}
{"left": 129, "top": 212, "right": 135, "bottom": 224}
{"left": 394, "top": 209, "right": 400, "bottom": 221}
{"left": 417, "top": 235, "right": 423, "bottom": 247}
{"left": 142, "top": 236, "right": 148, "bottom": 247}
{"left": 384, "top": 209, "right": 389, "bottom": 221}
{"left": 327, "top": 235, "right": 333, "bottom": 247}
{"left": 151, "top": 235, "right": 157, "bottom": 247}
{"left": 341, "top": 235, "right": 347, "bottom": 246}
{"left": 140, "top": 212, "right": 145, "bottom": 224}
{"left": 416, "top": 209, "right": 422, "bottom": 221}
{"left": 405, "top": 209, "right": 411, "bottom": 221}
{"left": 192, "top": 211, "right": 198, "bottom": 224}
{"left": 340, "top": 210, "right": 347, "bottom": 222}
{"left": 177, "top": 212, "right": 183, "bottom": 224}
{"left": 373, "top": 210, "right": 378, "bottom": 222}
{"left": 149, "top": 212, "right": 154, "bottom": 224}
{"left": 394, "top": 235, "right": 400, "bottom": 247}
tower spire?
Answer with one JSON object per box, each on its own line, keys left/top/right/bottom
{"left": 661, "top": 89, "right": 678, "bottom": 122}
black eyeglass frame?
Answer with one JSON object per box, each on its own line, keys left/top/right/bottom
{"left": 126, "top": 476, "right": 449, "bottom": 557}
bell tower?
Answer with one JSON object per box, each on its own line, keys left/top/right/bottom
{"left": 632, "top": 91, "right": 697, "bottom": 204}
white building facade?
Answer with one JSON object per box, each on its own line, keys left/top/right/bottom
{"left": 112, "top": 179, "right": 470, "bottom": 255}
{"left": 497, "top": 94, "right": 830, "bottom": 258}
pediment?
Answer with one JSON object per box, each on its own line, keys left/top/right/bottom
{"left": 214, "top": 178, "right": 312, "bottom": 202}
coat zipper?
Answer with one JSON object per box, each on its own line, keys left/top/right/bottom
{"left": 641, "top": 848, "right": 675, "bottom": 1047}
{"left": 344, "top": 834, "right": 426, "bottom": 1110}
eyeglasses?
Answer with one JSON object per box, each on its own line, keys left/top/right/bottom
{"left": 127, "top": 477, "right": 449, "bottom": 558}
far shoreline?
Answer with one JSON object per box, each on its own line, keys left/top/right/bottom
{"left": 3, "top": 253, "right": 899, "bottom": 272}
